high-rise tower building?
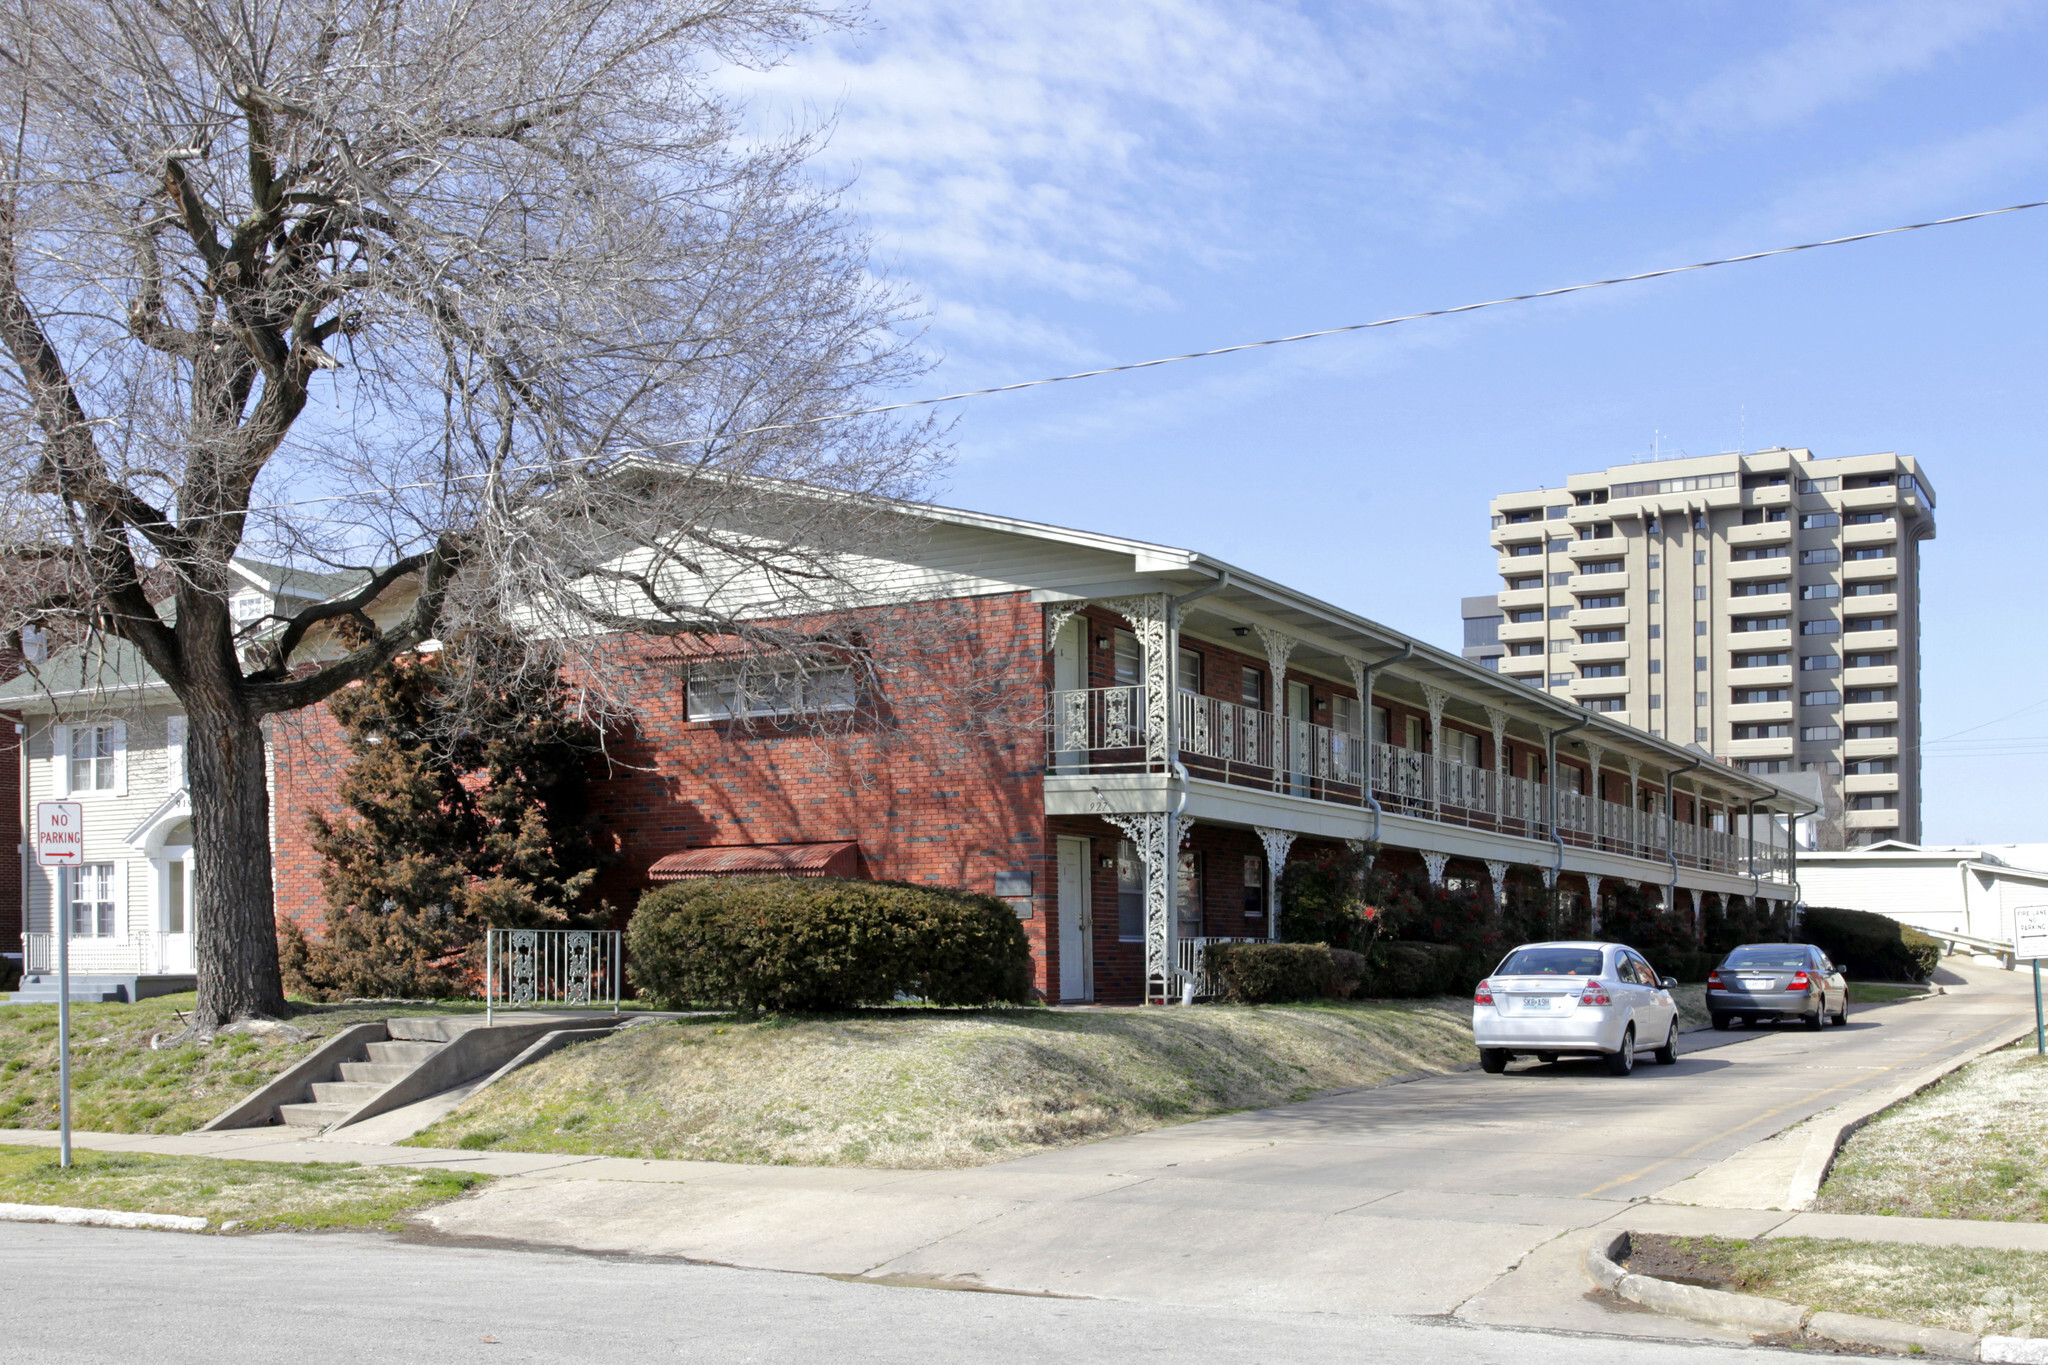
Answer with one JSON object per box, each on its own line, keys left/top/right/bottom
{"left": 1485, "top": 448, "right": 1934, "bottom": 846}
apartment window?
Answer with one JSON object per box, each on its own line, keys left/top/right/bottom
{"left": 1506, "top": 575, "right": 1541, "bottom": 591}
{"left": 1579, "top": 594, "right": 1623, "bottom": 609}
{"left": 1846, "top": 687, "right": 1896, "bottom": 704}
{"left": 1577, "top": 521, "right": 1613, "bottom": 541}
{"left": 1548, "top": 539, "right": 1570, "bottom": 554}
{"left": 1696, "top": 691, "right": 1710, "bottom": 706}
{"left": 1464, "top": 616, "right": 1499, "bottom": 648}
{"left": 1449, "top": 730, "right": 1482, "bottom": 766}
{"left": 1581, "top": 663, "right": 1624, "bottom": 679}
{"left": 68, "top": 863, "right": 118, "bottom": 938}
{"left": 1546, "top": 505, "right": 1569, "bottom": 520}
{"left": 1580, "top": 560, "right": 1624, "bottom": 576}
{"left": 1800, "top": 548, "right": 1839, "bottom": 565}
{"left": 1371, "top": 706, "right": 1390, "bottom": 743}
{"left": 1848, "top": 723, "right": 1895, "bottom": 740}
{"left": 1694, "top": 622, "right": 1707, "bottom": 637}
{"left": 1848, "top": 474, "right": 1894, "bottom": 490}
{"left": 1503, "top": 510, "right": 1538, "bottom": 525}
{"left": 686, "top": 662, "right": 856, "bottom": 721}
{"left": 1801, "top": 653, "right": 1839, "bottom": 671}
{"left": 1846, "top": 616, "right": 1893, "bottom": 633}
{"left": 1548, "top": 572, "right": 1572, "bottom": 586}
{"left": 1848, "top": 580, "right": 1894, "bottom": 597}
{"left": 1480, "top": 658, "right": 1499, "bottom": 671}
{"left": 1579, "top": 629, "right": 1624, "bottom": 644}
{"left": 1695, "top": 657, "right": 1708, "bottom": 671}
{"left": 1332, "top": 695, "right": 1362, "bottom": 735}
{"left": 1798, "top": 477, "right": 1839, "bottom": 493}
{"left": 1242, "top": 855, "right": 1265, "bottom": 921}
{"left": 1176, "top": 850, "right": 1203, "bottom": 941}
{"left": 1240, "top": 667, "right": 1263, "bottom": 708}
{"left": 1732, "top": 616, "right": 1788, "bottom": 633}
{"left": 1548, "top": 606, "right": 1571, "bottom": 620}
{"left": 1846, "top": 511, "right": 1892, "bottom": 525}
{"left": 1549, "top": 639, "right": 1570, "bottom": 654}
{"left": 1613, "top": 472, "right": 1737, "bottom": 497}
{"left": 1695, "top": 727, "right": 1709, "bottom": 742}
{"left": 1694, "top": 551, "right": 1707, "bottom": 565}
{"left": 1647, "top": 555, "right": 1661, "bottom": 569}
{"left": 1407, "top": 716, "right": 1426, "bottom": 750}
{"left": 1509, "top": 544, "right": 1541, "bottom": 557}
{"left": 1732, "top": 546, "right": 1788, "bottom": 561}
{"left": 1846, "top": 759, "right": 1895, "bottom": 775}
{"left": 1732, "top": 688, "right": 1788, "bottom": 704}
{"left": 1694, "top": 585, "right": 1708, "bottom": 601}
{"left": 1799, "top": 725, "right": 1841, "bottom": 742}
{"left": 1649, "top": 660, "right": 1662, "bottom": 674}
{"left": 1800, "top": 584, "right": 1840, "bottom": 600}
{"left": 1177, "top": 647, "right": 1202, "bottom": 694}
{"left": 1741, "top": 759, "right": 1791, "bottom": 774}
{"left": 1549, "top": 673, "right": 1572, "bottom": 687}
{"left": 1647, "top": 589, "right": 1661, "bottom": 605}
{"left": 1733, "top": 580, "right": 1789, "bottom": 597}
{"left": 1731, "top": 652, "right": 1787, "bottom": 668}
{"left": 1800, "top": 620, "right": 1839, "bottom": 636}
{"left": 1575, "top": 489, "right": 1610, "bottom": 505}
{"left": 1743, "top": 473, "right": 1788, "bottom": 489}
{"left": 1799, "top": 513, "right": 1839, "bottom": 530}
{"left": 1848, "top": 546, "right": 1892, "bottom": 562}
{"left": 1732, "top": 724, "right": 1790, "bottom": 740}
{"left": 1801, "top": 690, "right": 1841, "bottom": 706}
{"left": 1803, "top": 759, "right": 1842, "bottom": 775}
{"left": 1582, "top": 697, "right": 1625, "bottom": 713}
{"left": 1846, "top": 652, "right": 1895, "bottom": 669}
{"left": 66, "top": 724, "right": 123, "bottom": 794}
{"left": 1649, "top": 625, "right": 1661, "bottom": 640}
{"left": 1116, "top": 842, "right": 1144, "bottom": 940}
{"left": 1508, "top": 608, "right": 1543, "bottom": 624}
{"left": 1645, "top": 515, "right": 1660, "bottom": 533}
{"left": 1509, "top": 643, "right": 1542, "bottom": 657}
{"left": 1649, "top": 694, "right": 1662, "bottom": 710}
{"left": 1740, "top": 507, "right": 1789, "bottom": 525}
{"left": 1113, "top": 630, "right": 1143, "bottom": 686}
{"left": 1849, "top": 795, "right": 1898, "bottom": 811}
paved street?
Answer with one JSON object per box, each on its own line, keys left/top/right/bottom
{"left": 1, "top": 1219, "right": 1770, "bottom": 1365}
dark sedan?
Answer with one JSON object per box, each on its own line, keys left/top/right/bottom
{"left": 1706, "top": 943, "right": 1848, "bottom": 1031}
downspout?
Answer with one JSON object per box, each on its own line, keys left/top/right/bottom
{"left": 1745, "top": 798, "right": 1760, "bottom": 904}
{"left": 1786, "top": 795, "right": 1816, "bottom": 931}
{"left": 16, "top": 717, "right": 27, "bottom": 958}
{"left": 1663, "top": 752, "right": 1705, "bottom": 914}
{"left": 1357, "top": 643, "right": 1414, "bottom": 846}
{"left": 1546, "top": 715, "right": 1591, "bottom": 884}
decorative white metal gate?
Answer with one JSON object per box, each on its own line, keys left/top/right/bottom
{"left": 484, "top": 927, "right": 623, "bottom": 1022}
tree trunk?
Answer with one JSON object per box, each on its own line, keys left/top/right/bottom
{"left": 187, "top": 700, "right": 288, "bottom": 1023}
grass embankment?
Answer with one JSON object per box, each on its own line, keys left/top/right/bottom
{"left": 1819, "top": 1044, "right": 2048, "bottom": 1221}
{"left": 1848, "top": 981, "right": 1934, "bottom": 1005}
{"left": 410, "top": 998, "right": 1476, "bottom": 1168}
{"left": 0, "top": 994, "right": 481, "bottom": 1134}
{"left": 0, "top": 1145, "right": 485, "bottom": 1232}
{"left": 1631, "top": 1233, "right": 2048, "bottom": 1338}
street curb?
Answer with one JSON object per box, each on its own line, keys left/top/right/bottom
{"left": 1785, "top": 1015, "right": 2037, "bottom": 1209}
{"left": 1586, "top": 1230, "right": 2045, "bottom": 1361}
{"left": 0, "top": 1202, "right": 207, "bottom": 1231}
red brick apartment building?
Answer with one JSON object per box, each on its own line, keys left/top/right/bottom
{"left": 264, "top": 498, "right": 1815, "bottom": 1005}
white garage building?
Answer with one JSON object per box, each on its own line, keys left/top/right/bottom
{"left": 1798, "top": 840, "right": 2048, "bottom": 960}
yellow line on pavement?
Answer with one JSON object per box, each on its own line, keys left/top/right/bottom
{"left": 1576, "top": 1013, "right": 2021, "bottom": 1198}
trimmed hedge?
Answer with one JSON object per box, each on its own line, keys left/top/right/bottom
{"left": 626, "top": 876, "right": 1034, "bottom": 1011}
{"left": 1204, "top": 942, "right": 1366, "bottom": 1004}
{"left": 1799, "top": 905, "right": 1942, "bottom": 983}
{"left": 1367, "top": 941, "right": 1466, "bottom": 997}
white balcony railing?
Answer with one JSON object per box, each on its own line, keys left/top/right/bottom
{"left": 1048, "top": 686, "right": 1791, "bottom": 881}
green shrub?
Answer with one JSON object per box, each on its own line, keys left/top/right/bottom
{"left": 1204, "top": 942, "right": 1361, "bottom": 1004}
{"left": 1651, "top": 949, "right": 1722, "bottom": 983}
{"left": 626, "top": 876, "right": 1034, "bottom": 1011}
{"left": 1799, "top": 906, "right": 1942, "bottom": 982}
{"left": 1364, "top": 941, "right": 1465, "bottom": 997}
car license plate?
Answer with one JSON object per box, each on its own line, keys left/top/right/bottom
{"left": 1741, "top": 977, "right": 1774, "bottom": 989}
{"left": 1521, "top": 996, "right": 1554, "bottom": 1011}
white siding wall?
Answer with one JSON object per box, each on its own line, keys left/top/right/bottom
{"left": 24, "top": 708, "right": 181, "bottom": 973}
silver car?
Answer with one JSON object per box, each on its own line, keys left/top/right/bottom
{"left": 1473, "top": 941, "right": 1681, "bottom": 1076}
{"left": 1706, "top": 943, "right": 1848, "bottom": 1031}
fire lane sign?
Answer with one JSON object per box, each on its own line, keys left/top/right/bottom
{"left": 2015, "top": 905, "right": 2048, "bottom": 963}
{"left": 35, "top": 802, "right": 83, "bottom": 867}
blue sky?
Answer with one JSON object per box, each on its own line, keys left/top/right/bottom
{"left": 731, "top": 0, "right": 2048, "bottom": 843}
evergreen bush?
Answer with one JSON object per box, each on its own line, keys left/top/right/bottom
{"left": 1799, "top": 906, "right": 1942, "bottom": 982}
{"left": 1203, "top": 942, "right": 1360, "bottom": 1004}
{"left": 626, "top": 876, "right": 1034, "bottom": 1011}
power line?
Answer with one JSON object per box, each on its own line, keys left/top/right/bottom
{"left": 121, "top": 195, "right": 2048, "bottom": 529}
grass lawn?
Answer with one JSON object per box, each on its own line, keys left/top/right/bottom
{"left": 1819, "top": 1044, "right": 2048, "bottom": 1221}
{"left": 0, "top": 994, "right": 485, "bottom": 1135}
{"left": 0, "top": 1145, "right": 486, "bottom": 1232}
{"left": 1848, "top": 982, "right": 1934, "bottom": 1005}
{"left": 1632, "top": 1233, "right": 2048, "bottom": 1337}
{"left": 409, "top": 997, "right": 1477, "bottom": 1168}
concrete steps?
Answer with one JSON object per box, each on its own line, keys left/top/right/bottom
{"left": 337, "top": 1062, "right": 413, "bottom": 1085}
{"left": 279, "top": 1024, "right": 454, "bottom": 1129}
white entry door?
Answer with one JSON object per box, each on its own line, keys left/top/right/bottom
{"left": 160, "top": 849, "right": 195, "bottom": 974}
{"left": 1057, "top": 836, "right": 1092, "bottom": 1002}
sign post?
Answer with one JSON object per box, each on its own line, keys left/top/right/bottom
{"left": 2012, "top": 906, "right": 2048, "bottom": 1057}
{"left": 34, "top": 801, "right": 82, "bottom": 1168}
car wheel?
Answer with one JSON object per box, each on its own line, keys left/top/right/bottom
{"left": 1832, "top": 998, "right": 1849, "bottom": 1028}
{"left": 1711, "top": 1012, "right": 1732, "bottom": 1031}
{"left": 1654, "top": 1021, "right": 1678, "bottom": 1065}
{"left": 1805, "top": 1005, "right": 1825, "bottom": 1031}
{"left": 1604, "top": 1027, "right": 1636, "bottom": 1076}
{"left": 1479, "top": 1048, "right": 1509, "bottom": 1074}
{"left": 1537, "top": 1051, "right": 1559, "bottom": 1065}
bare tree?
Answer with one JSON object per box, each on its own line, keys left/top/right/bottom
{"left": 0, "top": 0, "right": 942, "bottom": 1025}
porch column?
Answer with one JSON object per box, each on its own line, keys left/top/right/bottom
{"left": 1097, "top": 806, "right": 1196, "bottom": 1002}
{"left": 1256, "top": 626, "right": 1297, "bottom": 790}
{"left": 1102, "top": 593, "right": 1173, "bottom": 770}
{"left": 1346, "top": 835, "right": 1374, "bottom": 872}
{"left": 1256, "top": 826, "right": 1297, "bottom": 942}
{"left": 1626, "top": 758, "right": 1643, "bottom": 855}
{"left": 1586, "top": 874, "right": 1604, "bottom": 933}
{"left": 1585, "top": 743, "right": 1605, "bottom": 846}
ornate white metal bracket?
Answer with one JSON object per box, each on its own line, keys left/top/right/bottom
{"left": 1094, "top": 800, "right": 1195, "bottom": 995}
{"left": 1101, "top": 593, "right": 1171, "bottom": 768}
{"left": 1485, "top": 859, "right": 1508, "bottom": 908}
{"left": 1254, "top": 626, "right": 1296, "bottom": 704}
{"left": 1585, "top": 874, "right": 1604, "bottom": 932}
{"left": 1423, "top": 851, "right": 1449, "bottom": 886}
{"left": 1486, "top": 706, "right": 1509, "bottom": 777}
{"left": 1043, "top": 601, "right": 1086, "bottom": 652}
{"left": 1255, "top": 826, "right": 1297, "bottom": 942}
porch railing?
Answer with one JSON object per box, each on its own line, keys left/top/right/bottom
{"left": 1178, "top": 936, "right": 1266, "bottom": 998}
{"left": 483, "top": 927, "right": 623, "bottom": 1022}
{"left": 1049, "top": 686, "right": 1792, "bottom": 881}
{"left": 23, "top": 933, "right": 51, "bottom": 975}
